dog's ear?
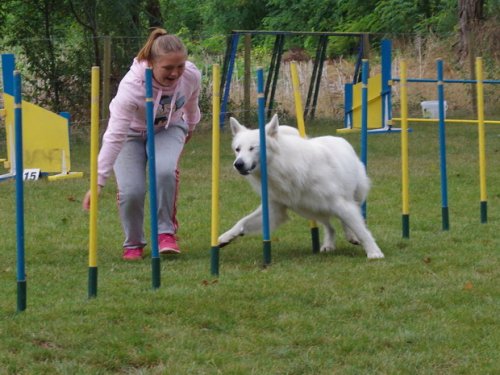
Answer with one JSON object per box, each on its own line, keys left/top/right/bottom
{"left": 229, "top": 117, "right": 245, "bottom": 136}
{"left": 266, "top": 114, "right": 279, "bottom": 138}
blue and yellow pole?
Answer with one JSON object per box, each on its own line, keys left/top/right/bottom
{"left": 145, "top": 68, "right": 161, "bottom": 289}
{"left": 14, "top": 70, "right": 26, "bottom": 312}
{"left": 436, "top": 59, "right": 449, "bottom": 231}
{"left": 360, "top": 59, "right": 369, "bottom": 218}
{"left": 290, "top": 62, "right": 320, "bottom": 253}
{"left": 88, "top": 66, "right": 100, "bottom": 298}
{"left": 256, "top": 67, "right": 272, "bottom": 265}
{"left": 400, "top": 60, "right": 410, "bottom": 238}
{"left": 475, "top": 57, "right": 487, "bottom": 223}
{"left": 211, "top": 64, "right": 221, "bottom": 275}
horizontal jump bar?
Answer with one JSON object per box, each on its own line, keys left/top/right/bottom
{"left": 392, "top": 117, "right": 500, "bottom": 125}
{"left": 231, "top": 30, "right": 365, "bottom": 38}
{"left": 392, "top": 78, "right": 500, "bottom": 84}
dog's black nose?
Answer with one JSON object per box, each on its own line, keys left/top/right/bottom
{"left": 234, "top": 159, "right": 245, "bottom": 172}
{"left": 234, "top": 159, "right": 249, "bottom": 175}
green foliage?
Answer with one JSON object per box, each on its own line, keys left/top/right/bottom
{"left": 264, "top": 0, "right": 342, "bottom": 32}
{"left": 0, "top": 0, "right": 498, "bottom": 124}
{"left": 2, "top": 0, "right": 77, "bottom": 111}
{"left": 368, "top": 0, "right": 419, "bottom": 33}
{"left": 199, "top": 0, "right": 269, "bottom": 35}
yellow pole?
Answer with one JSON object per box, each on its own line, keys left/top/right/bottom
{"left": 290, "top": 62, "right": 307, "bottom": 138}
{"left": 290, "top": 62, "right": 320, "bottom": 252}
{"left": 476, "top": 57, "right": 487, "bottom": 223}
{"left": 88, "top": 66, "right": 100, "bottom": 297}
{"left": 211, "top": 64, "right": 221, "bottom": 275}
{"left": 400, "top": 60, "right": 410, "bottom": 238}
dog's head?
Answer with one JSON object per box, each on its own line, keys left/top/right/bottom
{"left": 229, "top": 114, "right": 285, "bottom": 175}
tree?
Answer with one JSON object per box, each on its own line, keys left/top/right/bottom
{"left": 3, "top": 0, "right": 74, "bottom": 111}
{"left": 145, "top": 0, "right": 163, "bottom": 27}
{"left": 458, "top": 0, "right": 484, "bottom": 60}
{"left": 68, "top": 0, "right": 100, "bottom": 66}
{"left": 458, "top": 0, "right": 485, "bottom": 112}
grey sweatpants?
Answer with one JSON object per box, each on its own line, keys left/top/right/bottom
{"left": 113, "top": 124, "right": 187, "bottom": 248}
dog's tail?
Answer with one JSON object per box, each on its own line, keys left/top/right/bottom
{"left": 354, "top": 169, "right": 371, "bottom": 205}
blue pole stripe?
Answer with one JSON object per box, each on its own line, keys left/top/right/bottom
{"left": 1, "top": 54, "right": 15, "bottom": 95}
{"left": 256, "top": 68, "right": 271, "bottom": 244}
{"left": 360, "top": 60, "right": 369, "bottom": 218}
{"left": 14, "top": 70, "right": 25, "bottom": 283}
{"left": 437, "top": 59, "right": 449, "bottom": 229}
{"left": 145, "top": 69, "right": 159, "bottom": 258}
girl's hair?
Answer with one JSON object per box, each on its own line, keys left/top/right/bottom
{"left": 136, "top": 28, "right": 187, "bottom": 62}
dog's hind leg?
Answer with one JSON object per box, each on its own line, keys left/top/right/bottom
{"left": 218, "top": 202, "right": 288, "bottom": 247}
{"left": 342, "top": 222, "right": 360, "bottom": 245}
{"left": 317, "top": 220, "right": 336, "bottom": 252}
{"left": 333, "top": 200, "right": 384, "bottom": 259}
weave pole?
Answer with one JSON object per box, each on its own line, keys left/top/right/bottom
{"left": 256, "top": 67, "right": 272, "bottom": 266}
{"left": 145, "top": 68, "right": 161, "bottom": 289}
{"left": 436, "top": 59, "right": 449, "bottom": 231}
{"left": 211, "top": 64, "right": 221, "bottom": 276}
{"left": 14, "top": 70, "right": 26, "bottom": 312}
{"left": 290, "top": 62, "right": 320, "bottom": 253}
{"left": 400, "top": 60, "right": 410, "bottom": 238}
{"left": 88, "top": 66, "right": 100, "bottom": 298}
{"left": 475, "top": 57, "right": 487, "bottom": 223}
{"left": 360, "top": 59, "right": 369, "bottom": 219}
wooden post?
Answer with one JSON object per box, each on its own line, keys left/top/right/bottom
{"left": 244, "top": 34, "right": 251, "bottom": 125}
{"left": 101, "top": 36, "right": 111, "bottom": 124}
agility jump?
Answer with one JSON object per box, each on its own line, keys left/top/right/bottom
{"left": 0, "top": 54, "right": 82, "bottom": 181}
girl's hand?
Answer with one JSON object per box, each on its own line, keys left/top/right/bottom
{"left": 82, "top": 186, "right": 102, "bottom": 211}
{"left": 185, "top": 130, "right": 193, "bottom": 143}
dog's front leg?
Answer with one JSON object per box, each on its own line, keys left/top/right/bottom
{"left": 218, "top": 201, "right": 288, "bottom": 247}
{"left": 218, "top": 205, "right": 263, "bottom": 247}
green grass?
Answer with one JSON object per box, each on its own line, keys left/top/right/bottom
{"left": 0, "top": 119, "right": 499, "bottom": 374}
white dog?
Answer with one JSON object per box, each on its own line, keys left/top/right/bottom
{"left": 218, "top": 114, "right": 384, "bottom": 259}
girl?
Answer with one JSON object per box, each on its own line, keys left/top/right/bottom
{"left": 83, "top": 28, "right": 201, "bottom": 260}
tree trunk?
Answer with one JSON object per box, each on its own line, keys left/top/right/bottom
{"left": 458, "top": 0, "right": 484, "bottom": 60}
{"left": 145, "top": 0, "right": 163, "bottom": 28}
{"left": 458, "top": 0, "right": 484, "bottom": 113}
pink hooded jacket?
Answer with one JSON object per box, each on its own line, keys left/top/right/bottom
{"left": 97, "top": 58, "right": 201, "bottom": 187}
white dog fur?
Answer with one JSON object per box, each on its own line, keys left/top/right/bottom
{"left": 218, "top": 114, "right": 384, "bottom": 259}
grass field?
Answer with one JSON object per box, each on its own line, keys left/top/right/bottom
{"left": 0, "top": 118, "right": 499, "bottom": 374}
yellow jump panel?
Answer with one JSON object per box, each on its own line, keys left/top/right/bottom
{"left": 352, "top": 74, "right": 382, "bottom": 129}
{"left": 3, "top": 93, "right": 75, "bottom": 174}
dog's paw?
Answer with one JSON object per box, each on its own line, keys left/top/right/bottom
{"left": 367, "top": 251, "right": 385, "bottom": 259}
{"left": 218, "top": 231, "right": 240, "bottom": 248}
{"left": 218, "top": 240, "right": 231, "bottom": 248}
{"left": 320, "top": 244, "right": 335, "bottom": 252}
{"left": 347, "top": 237, "right": 361, "bottom": 246}
{"left": 217, "top": 234, "right": 233, "bottom": 247}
